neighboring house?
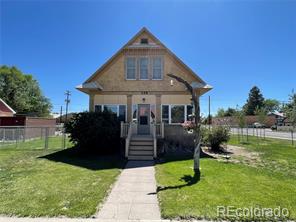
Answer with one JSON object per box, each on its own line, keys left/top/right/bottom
{"left": 267, "top": 111, "right": 285, "bottom": 126}
{"left": 0, "top": 116, "right": 56, "bottom": 140}
{"left": 0, "top": 98, "right": 16, "bottom": 117}
{"left": 77, "top": 27, "right": 212, "bottom": 159}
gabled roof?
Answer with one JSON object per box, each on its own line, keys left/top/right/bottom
{"left": 0, "top": 98, "right": 16, "bottom": 114}
{"left": 82, "top": 27, "right": 209, "bottom": 86}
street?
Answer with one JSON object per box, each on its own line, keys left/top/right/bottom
{"left": 231, "top": 128, "right": 294, "bottom": 141}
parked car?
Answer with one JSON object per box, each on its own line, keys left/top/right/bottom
{"left": 253, "top": 122, "right": 265, "bottom": 128}
{"left": 271, "top": 125, "right": 277, "bottom": 131}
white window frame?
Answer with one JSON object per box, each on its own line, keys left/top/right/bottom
{"left": 152, "top": 56, "right": 163, "bottom": 80}
{"left": 94, "top": 104, "right": 127, "bottom": 122}
{"left": 161, "top": 104, "right": 192, "bottom": 124}
{"left": 138, "top": 57, "right": 149, "bottom": 80}
{"left": 161, "top": 104, "right": 170, "bottom": 124}
{"left": 186, "top": 105, "right": 194, "bottom": 121}
{"left": 170, "top": 104, "right": 186, "bottom": 124}
{"left": 125, "top": 57, "right": 137, "bottom": 80}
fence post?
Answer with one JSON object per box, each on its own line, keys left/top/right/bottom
{"left": 45, "top": 127, "right": 49, "bottom": 149}
{"left": 23, "top": 127, "right": 26, "bottom": 142}
{"left": 291, "top": 130, "right": 294, "bottom": 146}
{"left": 246, "top": 127, "right": 249, "bottom": 142}
{"left": 62, "top": 127, "right": 66, "bottom": 149}
{"left": 15, "top": 128, "right": 18, "bottom": 148}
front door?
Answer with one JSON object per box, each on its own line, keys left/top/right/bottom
{"left": 138, "top": 104, "right": 150, "bottom": 135}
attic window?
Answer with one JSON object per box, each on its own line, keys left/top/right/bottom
{"left": 140, "top": 38, "right": 149, "bottom": 44}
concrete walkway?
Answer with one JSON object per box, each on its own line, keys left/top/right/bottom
{"left": 96, "top": 160, "right": 161, "bottom": 220}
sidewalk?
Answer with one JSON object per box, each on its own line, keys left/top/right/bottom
{"left": 96, "top": 160, "right": 161, "bottom": 220}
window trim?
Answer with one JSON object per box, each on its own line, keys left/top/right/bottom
{"left": 161, "top": 104, "right": 170, "bottom": 124}
{"left": 94, "top": 104, "right": 127, "bottom": 122}
{"left": 125, "top": 57, "right": 137, "bottom": 80}
{"left": 138, "top": 57, "right": 150, "bottom": 80}
{"left": 161, "top": 104, "right": 192, "bottom": 124}
{"left": 170, "top": 104, "right": 186, "bottom": 124}
{"left": 152, "top": 56, "right": 163, "bottom": 80}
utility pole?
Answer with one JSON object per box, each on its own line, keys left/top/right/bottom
{"left": 59, "top": 106, "right": 63, "bottom": 124}
{"left": 65, "top": 90, "right": 71, "bottom": 124}
{"left": 63, "top": 90, "right": 71, "bottom": 149}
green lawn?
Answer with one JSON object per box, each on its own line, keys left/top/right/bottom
{"left": 228, "top": 136, "right": 296, "bottom": 177}
{"left": 0, "top": 145, "right": 124, "bottom": 217}
{"left": 155, "top": 137, "right": 296, "bottom": 221}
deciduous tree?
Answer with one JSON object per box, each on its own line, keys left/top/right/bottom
{"left": 0, "top": 66, "right": 52, "bottom": 117}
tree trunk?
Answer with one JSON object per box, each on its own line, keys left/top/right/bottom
{"left": 166, "top": 73, "right": 202, "bottom": 174}
{"left": 193, "top": 92, "right": 201, "bottom": 174}
{"left": 193, "top": 134, "right": 201, "bottom": 173}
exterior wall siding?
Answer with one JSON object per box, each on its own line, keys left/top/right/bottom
{"left": 92, "top": 51, "right": 198, "bottom": 92}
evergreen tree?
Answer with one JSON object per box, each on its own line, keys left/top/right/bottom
{"left": 243, "top": 86, "right": 265, "bottom": 115}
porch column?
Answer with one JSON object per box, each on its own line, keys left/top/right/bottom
{"left": 156, "top": 94, "right": 161, "bottom": 123}
{"left": 89, "top": 94, "right": 94, "bottom": 112}
{"left": 127, "top": 95, "right": 132, "bottom": 122}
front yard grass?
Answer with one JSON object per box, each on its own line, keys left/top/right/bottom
{"left": 0, "top": 147, "right": 124, "bottom": 217}
{"left": 155, "top": 136, "right": 296, "bottom": 221}
{"left": 228, "top": 135, "right": 296, "bottom": 177}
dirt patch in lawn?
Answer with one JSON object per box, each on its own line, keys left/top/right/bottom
{"left": 202, "top": 145, "right": 262, "bottom": 167}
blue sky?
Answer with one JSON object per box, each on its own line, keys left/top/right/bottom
{"left": 1, "top": 0, "right": 296, "bottom": 116}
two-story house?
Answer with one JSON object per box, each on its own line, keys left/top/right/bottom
{"left": 77, "top": 27, "right": 212, "bottom": 159}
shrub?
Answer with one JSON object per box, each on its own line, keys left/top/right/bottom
{"left": 202, "top": 126, "right": 230, "bottom": 151}
{"left": 65, "top": 111, "right": 121, "bottom": 154}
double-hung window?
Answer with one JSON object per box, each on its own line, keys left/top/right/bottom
{"left": 171, "top": 105, "right": 185, "bottom": 123}
{"left": 186, "top": 105, "right": 194, "bottom": 121}
{"left": 126, "top": 57, "right": 136, "bottom": 79}
{"left": 139, "top": 57, "right": 149, "bottom": 80}
{"left": 94, "top": 105, "right": 102, "bottom": 112}
{"left": 104, "top": 105, "right": 118, "bottom": 114}
{"left": 161, "top": 105, "right": 169, "bottom": 123}
{"left": 152, "top": 57, "right": 163, "bottom": 80}
{"left": 95, "top": 104, "right": 126, "bottom": 122}
{"left": 161, "top": 104, "right": 194, "bottom": 124}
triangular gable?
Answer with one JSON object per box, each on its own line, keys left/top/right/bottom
{"left": 0, "top": 98, "right": 16, "bottom": 114}
{"left": 84, "top": 27, "right": 206, "bottom": 84}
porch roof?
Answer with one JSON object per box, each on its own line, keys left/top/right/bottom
{"left": 76, "top": 81, "right": 103, "bottom": 93}
{"left": 191, "top": 82, "right": 213, "bottom": 95}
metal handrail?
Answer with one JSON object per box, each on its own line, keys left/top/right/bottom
{"left": 152, "top": 123, "right": 157, "bottom": 158}
{"left": 125, "top": 123, "right": 132, "bottom": 158}
{"left": 155, "top": 122, "right": 164, "bottom": 138}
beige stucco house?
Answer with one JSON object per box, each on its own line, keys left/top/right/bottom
{"left": 77, "top": 27, "right": 212, "bottom": 159}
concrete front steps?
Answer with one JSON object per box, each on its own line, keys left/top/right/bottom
{"left": 128, "top": 135, "right": 154, "bottom": 160}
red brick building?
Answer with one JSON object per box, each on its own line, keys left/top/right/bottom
{"left": 0, "top": 98, "right": 16, "bottom": 117}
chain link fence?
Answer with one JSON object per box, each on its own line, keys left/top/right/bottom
{"left": 0, "top": 126, "right": 71, "bottom": 150}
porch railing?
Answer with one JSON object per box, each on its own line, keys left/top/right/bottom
{"left": 120, "top": 122, "right": 129, "bottom": 138}
{"left": 155, "top": 122, "right": 164, "bottom": 138}
{"left": 152, "top": 123, "right": 157, "bottom": 158}
{"left": 125, "top": 123, "right": 132, "bottom": 157}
